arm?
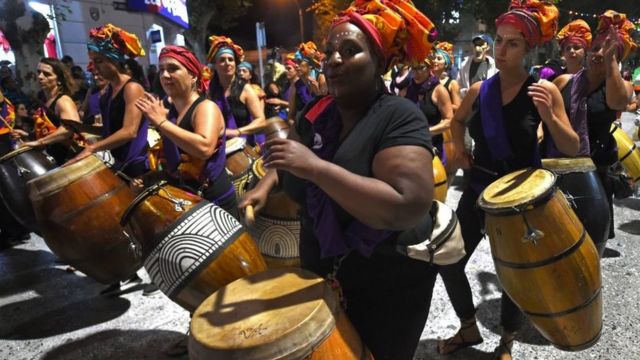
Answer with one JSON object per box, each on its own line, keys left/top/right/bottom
{"left": 603, "top": 31, "right": 634, "bottom": 110}
{"left": 287, "top": 83, "right": 297, "bottom": 124}
{"left": 233, "top": 84, "right": 267, "bottom": 136}
{"left": 449, "top": 82, "right": 481, "bottom": 170}
{"left": 429, "top": 85, "right": 453, "bottom": 135}
{"left": 448, "top": 79, "right": 462, "bottom": 112}
{"left": 529, "top": 81, "right": 579, "bottom": 156}
{"left": 25, "top": 96, "right": 78, "bottom": 147}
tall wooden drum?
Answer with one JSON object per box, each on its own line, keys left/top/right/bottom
{"left": 432, "top": 155, "right": 448, "bottom": 202}
{"left": 225, "top": 137, "right": 258, "bottom": 198}
{"left": 189, "top": 268, "right": 373, "bottom": 360}
{"left": 28, "top": 155, "right": 140, "bottom": 284}
{"left": 120, "top": 182, "right": 267, "bottom": 311}
{"left": 442, "top": 129, "right": 456, "bottom": 172}
{"left": 478, "top": 168, "right": 602, "bottom": 351}
{"left": 610, "top": 123, "right": 640, "bottom": 183}
{"left": 250, "top": 158, "right": 301, "bottom": 268}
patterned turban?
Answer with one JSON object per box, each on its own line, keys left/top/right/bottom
{"left": 596, "top": 10, "right": 638, "bottom": 61}
{"left": 207, "top": 35, "right": 244, "bottom": 63}
{"left": 435, "top": 42, "right": 454, "bottom": 68}
{"left": 295, "top": 41, "right": 324, "bottom": 69}
{"left": 556, "top": 19, "right": 592, "bottom": 50}
{"left": 495, "top": 0, "right": 559, "bottom": 48}
{"left": 160, "top": 45, "right": 208, "bottom": 93}
{"left": 87, "top": 24, "right": 145, "bottom": 62}
{"left": 332, "top": 0, "right": 438, "bottom": 71}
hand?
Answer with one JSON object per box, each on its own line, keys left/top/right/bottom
{"left": 448, "top": 151, "right": 473, "bottom": 171}
{"left": 238, "top": 186, "right": 270, "bottom": 216}
{"left": 603, "top": 28, "right": 622, "bottom": 65}
{"left": 11, "top": 129, "right": 29, "bottom": 139}
{"left": 135, "top": 93, "right": 168, "bottom": 126}
{"left": 130, "top": 177, "right": 144, "bottom": 194}
{"left": 64, "top": 145, "right": 95, "bottom": 167}
{"left": 265, "top": 98, "right": 282, "bottom": 105}
{"left": 263, "top": 137, "right": 321, "bottom": 180}
{"left": 528, "top": 81, "right": 554, "bottom": 124}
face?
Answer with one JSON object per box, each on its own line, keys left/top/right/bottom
{"left": 89, "top": 52, "right": 119, "bottom": 80}
{"left": 433, "top": 53, "right": 447, "bottom": 72}
{"left": 588, "top": 36, "right": 606, "bottom": 71}
{"left": 215, "top": 53, "right": 236, "bottom": 78}
{"left": 37, "top": 63, "right": 58, "bottom": 91}
{"left": 93, "top": 73, "right": 107, "bottom": 89}
{"left": 412, "top": 62, "right": 432, "bottom": 82}
{"left": 473, "top": 40, "right": 488, "bottom": 60}
{"left": 562, "top": 43, "right": 585, "bottom": 66}
{"left": 323, "top": 22, "right": 379, "bottom": 99}
{"left": 285, "top": 64, "right": 297, "bottom": 80}
{"left": 16, "top": 104, "right": 28, "bottom": 118}
{"left": 298, "top": 60, "right": 311, "bottom": 76}
{"left": 158, "top": 57, "right": 197, "bottom": 97}
{"left": 494, "top": 25, "right": 528, "bottom": 71}
{"left": 238, "top": 67, "right": 251, "bottom": 81}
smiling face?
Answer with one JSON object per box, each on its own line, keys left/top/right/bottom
{"left": 494, "top": 24, "right": 529, "bottom": 71}
{"left": 215, "top": 53, "right": 236, "bottom": 78}
{"left": 433, "top": 53, "right": 447, "bottom": 73}
{"left": 37, "top": 63, "right": 58, "bottom": 92}
{"left": 158, "top": 57, "right": 197, "bottom": 97}
{"left": 323, "top": 22, "right": 379, "bottom": 99}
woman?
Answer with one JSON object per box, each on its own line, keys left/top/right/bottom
{"left": 401, "top": 54, "right": 453, "bottom": 164}
{"left": 557, "top": 19, "right": 592, "bottom": 75}
{"left": 241, "top": 1, "right": 439, "bottom": 358}
{"left": 207, "top": 36, "right": 266, "bottom": 146}
{"left": 434, "top": 42, "right": 462, "bottom": 111}
{"left": 435, "top": 2, "right": 579, "bottom": 359}
{"left": 237, "top": 61, "right": 267, "bottom": 112}
{"left": 80, "top": 66, "right": 109, "bottom": 125}
{"left": 288, "top": 41, "right": 326, "bottom": 122}
{"left": 135, "top": 45, "right": 238, "bottom": 218}
{"left": 12, "top": 101, "right": 35, "bottom": 141}
{"left": 20, "top": 58, "right": 81, "bottom": 165}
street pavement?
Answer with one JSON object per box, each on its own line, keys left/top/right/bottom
{"left": 1, "top": 114, "right": 639, "bottom": 360}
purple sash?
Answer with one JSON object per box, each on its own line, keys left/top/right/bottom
{"left": 479, "top": 74, "right": 513, "bottom": 162}
{"left": 294, "top": 78, "right": 314, "bottom": 106}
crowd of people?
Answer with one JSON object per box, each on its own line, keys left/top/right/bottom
{"left": 1, "top": 0, "right": 639, "bottom": 359}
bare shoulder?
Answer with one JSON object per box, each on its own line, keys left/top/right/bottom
{"left": 552, "top": 74, "right": 571, "bottom": 91}
{"left": 466, "top": 81, "right": 482, "bottom": 100}
{"left": 123, "top": 81, "right": 144, "bottom": 98}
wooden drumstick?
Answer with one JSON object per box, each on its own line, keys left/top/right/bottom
{"left": 245, "top": 204, "right": 255, "bottom": 225}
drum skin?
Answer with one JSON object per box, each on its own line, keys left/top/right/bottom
{"left": 432, "top": 155, "right": 448, "bottom": 202}
{"left": 610, "top": 123, "right": 640, "bottom": 183}
{"left": 479, "top": 169, "right": 602, "bottom": 351}
{"left": 542, "top": 158, "right": 610, "bottom": 256}
{"left": 0, "top": 147, "right": 57, "bottom": 232}
{"left": 121, "top": 183, "right": 267, "bottom": 312}
{"left": 189, "top": 268, "right": 373, "bottom": 360}
{"left": 28, "top": 155, "right": 141, "bottom": 284}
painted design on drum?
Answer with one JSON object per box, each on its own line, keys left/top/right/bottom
{"left": 229, "top": 171, "right": 254, "bottom": 198}
{"left": 144, "top": 203, "right": 243, "bottom": 296}
{"left": 251, "top": 216, "right": 300, "bottom": 259}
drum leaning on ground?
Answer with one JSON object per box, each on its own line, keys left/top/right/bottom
{"left": 542, "top": 158, "right": 610, "bottom": 256}
{"left": 0, "top": 147, "right": 57, "bottom": 232}
{"left": 27, "top": 155, "right": 141, "bottom": 284}
{"left": 478, "top": 168, "right": 602, "bottom": 351}
{"left": 249, "top": 158, "right": 301, "bottom": 268}
{"left": 120, "top": 182, "right": 267, "bottom": 312}
{"left": 432, "top": 155, "right": 448, "bottom": 202}
{"left": 225, "top": 137, "right": 258, "bottom": 198}
{"left": 610, "top": 123, "right": 640, "bottom": 183}
{"left": 189, "top": 268, "right": 374, "bottom": 360}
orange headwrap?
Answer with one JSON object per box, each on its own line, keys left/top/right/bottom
{"left": 295, "top": 41, "right": 324, "bottom": 69}
{"left": 87, "top": 24, "right": 145, "bottom": 61}
{"left": 435, "top": 41, "right": 454, "bottom": 68}
{"left": 334, "top": 0, "right": 438, "bottom": 70}
{"left": 556, "top": 19, "right": 592, "bottom": 50}
{"left": 596, "top": 10, "right": 638, "bottom": 61}
{"left": 207, "top": 35, "right": 244, "bottom": 63}
{"left": 495, "top": 0, "right": 559, "bottom": 48}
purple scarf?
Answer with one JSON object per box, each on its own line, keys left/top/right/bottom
{"left": 304, "top": 97, "right": 394, "bottom": 258}
{"left": 294, "top": 78, "right": 314, "bottom": 107}
{"left": 404, "top": 76, "right": 440, "bottom": 103}
{"left": 210, "top": 81, "right": 265, "bottom": 147}
{"left": 479, "top": 74, "right": 514, "bottom": 162}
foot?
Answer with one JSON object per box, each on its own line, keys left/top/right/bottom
{"left": 142, "top": 283, "right": 161, "bottom": 297}
{"left": 100, "top": 282, "right": 121, "bottom": 296}
{"left": 494, "top": 332, "right": 515, "bottom": 360}
{"left": 437, "top": 319, "right": 483, "bottom": 355}
{"left": 119, "top": 274, "right": 143, "bottom": 292}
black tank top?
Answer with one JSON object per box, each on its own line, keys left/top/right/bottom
{"left": 44, "top": 94, "right": 63, "bottom": 127}
{"left": 419, "top": 87, "right": 443, "bottom": 149}
{"left": 586, "top": 84, "right": 617, "bottom": 167}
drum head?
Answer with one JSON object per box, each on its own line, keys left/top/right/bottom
{"left": 541, "top": 157, "right": 596, "bottom": 174}
{"left": 478, "top": 168, "right": 556, "bottom": 212}
{"left": 190, "top": 268, "right": 339, "bottom": 360}
{"left": 0, "top": 147, "right": 32, "bottom": 163}
{"left": 252, "top": 157, "right": 266, "bottom": 179}
{"left": 225, "top": 137, "right": 247, "bottom": 155}
{"left": 27, "top": 155, "right": 106, "bottom": 199}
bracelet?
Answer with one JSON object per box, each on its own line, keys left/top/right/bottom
{"left": 237, "top": 128, "right": 243, "bottom": 136}
{"left": 158, "top": 119, "right": 168, "bottom": 129}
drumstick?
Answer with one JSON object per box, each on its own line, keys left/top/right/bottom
{"left": 245, "top": 205, "right": 255, "bottom": 225}
{"left": 0, "top": 113, "right": 13, "bottom": 129}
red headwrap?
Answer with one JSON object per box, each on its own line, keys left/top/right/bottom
{"left": 495, "top": 0, "right": 559, "bottom": 48}
{"left": 160, "top": 45, "right": 208, "bottom": 93}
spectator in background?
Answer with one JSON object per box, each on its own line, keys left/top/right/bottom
{"left": 70, "top": 65, "right": 89, "bottom": 107}
{"left": 0, "top": 76, "right": 30, "bottom": 108}
{"left": 61, "top": 55, "right": 74, "bottom": 69}
{"left": 124, "top": 58, "right": 148, "bottom": 90}
{"left": 12, "top": 101, "right": 35, "bottom": 140}
{"left": 146, "top": 64, "right": 158, "bottom": 92}
{"left": 457, "top": 34, "right": 497, "bottom": 98}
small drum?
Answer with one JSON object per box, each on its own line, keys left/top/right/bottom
{"left": 442, "top": 129, "right": 456, "bottom": 173}
{"left": 189, "top": 268, "right": 373, "bottom": 360}
{"left": 250, "top": 157, "right": 301, "bottom": 268}
{"left": 432, "top": 155, "right": 448, "bottom": 202}
{"left": 478, "top": 168, "right": 602, "bottom": 351}
{"left": 120, "top": 182, "right": 267, "bottom": 311}
{"left": 225, "top": 137, "right": 258, "bottom": 198}
{"left": 610, "top": 123, "right": 640, "bottom": 183}
{"left": 262, "top": 116, "right": 290, "bottom": 141}
{"left": 28, "top": 155, "right": 141, "bottom": 284}
{"left": 0, "top": 147, "right": 57, "bottom": 232}
{"left": 542, "top": 158, "right": 610, "bottom": 256}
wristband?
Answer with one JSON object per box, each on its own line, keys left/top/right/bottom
{"left": 158, "top": 119, "right": 168, "bottom": 129}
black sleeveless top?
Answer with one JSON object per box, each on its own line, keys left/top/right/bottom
{"left": 44, "top": 95, "right": 63, "bottom": 127}
{"left": 586, "top": 84, "right": 617, "bottom": 167}
{"left": 169, "top": 96, "right": 205, "bottom": 133}
{"left": 419, "top": 87, "right": 443, "bottom": 150}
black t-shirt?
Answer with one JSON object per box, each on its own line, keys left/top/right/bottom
{"left": 469, "top": 59, "right": 490, "bottom": 85}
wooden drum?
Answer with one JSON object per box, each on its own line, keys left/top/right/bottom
{"left": 610, "top": 123, "right": 640, "bottom": 183}
{"left": 189, "top": 268, "right": 373, "bottom": 360}
{"left": 225, "top": 137, "right": 258, "bottom": 198}
{"left": 478, "top": 168, "right": 602, "bottom": 351}
{"left": 442, "top": 129, "right": 456, "bottom": 173}
{"left": 28, "top": 155, "right": 140, "bottom": 284}
{"left": 250, "top": 158, "right": 301, "bottom": 268}
{"left": 432, "top": 155, "right": 448, "bottom": 202}
{"left": 120, "top": 182, "right": 267, "bottom": 311}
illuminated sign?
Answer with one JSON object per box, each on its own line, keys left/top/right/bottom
{"left": 127, "top": 0, "right": 189, "bottom": 29}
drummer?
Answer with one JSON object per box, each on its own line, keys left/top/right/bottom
{"left": 556, "top": 19, "right": 592, "bottom": 75}
{"left": 287, "top": 41, "right": 326, "bottom": 122}
{"left": 66, "top": 24, "right": 149, "bottom": 179}
{"left": 18, "top": 58, "right": 82, "bottom": 165}
{"left": 435, "top": 2, "right": 579, "bottom": 359}
{"left": 207, "top": 36, "right": 266, "bottom": 147}
{"left": 135, "top": 45, "right": 238, "bottom": 219}
{"left": 242, "top": 1, "right": 439, "bottom": 358}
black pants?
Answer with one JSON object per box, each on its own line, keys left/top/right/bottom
{"left": 438, "top": 188, "right": 523, "bottom": 333}
{"left": 299, "top": 220, "right": 439, "bottom": 360}
{"left": 596, "top": 167, "right": 615, "bottom": 240}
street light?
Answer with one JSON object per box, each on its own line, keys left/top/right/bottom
{"left": 294, "top": 0, "right": 304, "bottom": 43}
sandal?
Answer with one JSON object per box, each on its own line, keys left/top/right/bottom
{"left": 494, "top": 333, "right": 515, "bottom": 360}
{"left": 436, "top": 318, "right": 484, "bottom": 355}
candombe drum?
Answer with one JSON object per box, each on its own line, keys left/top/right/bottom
{"left": 225, "top": 137, "right": 258, "bottom": 198}
{"left": 189, "top": 268, "right": 374, "bottom": 360}
{"left": 120, "top": 181, "right": 267, "bottom": 311}
{"left": 542, "top": 158, "right": 610, "bottom": 256}
{"left": 610, "top": 123, "right": 640, "bottom": 183}
{"left": 478, "top": 168, "right": 602, "bottom": 350}
{"left": 432, "top": 155, "right": 448, "bottom": 202}
{"left": 0, "top": 147, "right": 57, "bottom": 232}
{"left": 28, "top": 155, "right": 140, "bottom": 284}
{"left": 442, "top": 129, "right": 456, "bottom": 173}
{"left": 250, "top": 157, "right": 300, "bottom": 268}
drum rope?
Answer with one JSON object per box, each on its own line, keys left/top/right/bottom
{"left": 158, "top": 188, "right": 192, "bottom": 212}
{"left": 326, "top": 252, "right": 350, "bottom": 310}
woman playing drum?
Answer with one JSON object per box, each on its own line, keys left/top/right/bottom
{"left": 556, "top": 20, "right": 592, "bottom": 75}
{"left": 135, "top": 45, "right": 238, "bottom": 219}
{"left": 287, "top": 41, "right": 327, "bottom": 122}
{"left": 435, "top": 2, "right": 579, "bottom": 359}
{"left": 242, "top": 1, "right": 439, "bottom": 358}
